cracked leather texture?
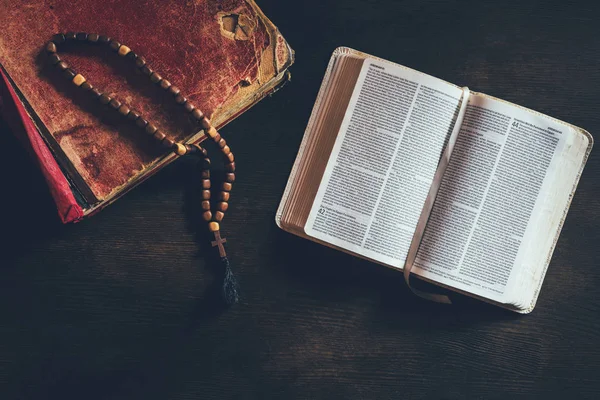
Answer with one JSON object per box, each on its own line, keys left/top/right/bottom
{"left": 0, "top": 0, "right": 290, "bottom": 200}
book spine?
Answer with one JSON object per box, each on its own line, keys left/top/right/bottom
{"left": 0, "top": 67, "right": 83, "bottom": 224}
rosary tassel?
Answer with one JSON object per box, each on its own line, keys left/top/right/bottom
{"left": 220, "top": 256, "right": 239, "bottom": 305}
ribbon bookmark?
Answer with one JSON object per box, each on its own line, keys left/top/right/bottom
{"left": 403, "top": 87, "right": 471, "bottom": 304}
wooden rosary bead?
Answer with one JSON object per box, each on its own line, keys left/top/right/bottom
{"left": 65, "top": 32, "right": 77, "bottom": 41}
{"left": 76, "top": 32, "right": 88, "bottom": 41}
{"left": 219, "top": 192, "right": 230, "bottom": 201}
{"left": 48, "top": 53, "right": 60, "bottom": 64}
{"left": 153, "top": 130, "right": 166, "bottom": 142}
{"left": 202, "top": 179, "right": 211, "bottom": 189}
{"left": 99, "top": 93, "right": 111, "bottom": 105}
{"left": 46, "top": 42, "right": 57, "bottom": 53}
{"left": 118, "top": 104, "right": 130, "bottom": 117}
{"left": 217, "top": 202, "right": 229, "bottom": 212}
{"left": 145, "top": 123, "right": 158, "bottom": 135}
{"left": 208, "top": 222, "right": 220, "bottom": 232}
{"left": 72, "top": 74, "right": 86, "bottom": 86}
{"left": 212, "top": 133, "right": 222, "bottom": 143}
{"left": 201, "top": 190, "right": 211, "bottom": 200}
{"left": 109, "top": 39, "right": 121, "bottom": 52}
{"left": 117, "top": 45, "right": 131, "bottom": 57}
{"left": 135, "top": 56, "right": 146, "bottom": 68}
{"left": 202, "top": 158, "right": 211, "bottom": 169}
{"left": 222, "top": 145, "right": 231, "bottom": 155}
{"left": 160, "top": 79, "right": 171, "bottom": 90}
{"left": 183, "top": 102, "right": 195, "bottom": 113}
{"left": 217, "top": 138, "right": 226, "bottom": 148}
{"left": 195, "top": 146, "right": 208, "bottom": 155}
{"left": 201, "top": 117, "right": 211, "bottom": 130}
{"left": 98, "top": 35, "right": 111, "bottom": 44}
{"left": 52, "top": 34, "right": 65, "bottom": 44}
{"left": 185, "top": 144, "right": 196, "bottom": 154}
{"left": 109, "top": 98, "right": 122, "bottom": 110}
{"left": 168, "top": 86, "right": 181, "bottom": 96}
{"left": 222, "top": 182, "right": 232, "bottom": 192}
{"left": 56, "top": 61, "right": 68, "bottom": 71}
{"left": 87, "top": 33, "right": 100, "bottom": 43}
{"left": 203, "top": 211, "right": 212, "bottom": 221}
{"left": 214, "top": 211, "right": 224, "bottom": 222}
{"left": 225, "top": 162, "right": 235, "bottom": 172}
{"left": 150, "top": 72, "right": 162, "bottom": 83}
{"left": 136, "top": 117, "right": 148, "bottom": 128}
{"left": 63, "top": 68, "right": 76, "bottom": 80}
{"left": 207, "top": 126, "right": 218, "bottom": 139}
{"left": 191, "top": 108, "right": 204, "bottom": 120}
{"left": 141, "top": 65, "right": 153, "bottom": 76}
{"left": 81, "top": 81, "right": 93, "bottom": 91}
{"left": 90, "top": 88, "right": 102, "bottom": 99}
{"left": 175, "top": 94, "right": 187, "bottom": 105}
{"left": 201, "top": 200, "right": 211, "bottom": 210}
{"left": 201, "top": 170, "right": 210, "bottom": 179}
{"left": 174, "top": 143, "right": 187, "bottom": 155}
{"left": 225, "top": 173, "right": 235, "bottom": 183}
{"left": 127, "top": 109, "right": 140, "bottom": 121}
{"left": 126, "top": 51, "right": 137, "bottom": 62}
{"left": 226, "top": 152, "right": 234, "bottom": 163}
{"left": 162, "top": 137, "right": 175, "bottom": 149}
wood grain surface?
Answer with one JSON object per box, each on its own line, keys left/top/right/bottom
{"left": 1, "top": 0, "right": 599, "bottom": 398}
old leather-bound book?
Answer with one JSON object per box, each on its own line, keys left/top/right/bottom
{"left": 0, "top": 0, "right": 293, "bottom": 223}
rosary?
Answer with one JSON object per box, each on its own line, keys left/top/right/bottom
{"left": 44, "top": 32, "right": 239, "bottom": 305}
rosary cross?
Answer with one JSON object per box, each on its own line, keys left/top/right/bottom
{"left": 211, "top": 231, "right": 227, "bottom": 257}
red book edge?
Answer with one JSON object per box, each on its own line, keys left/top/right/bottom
{"left": 0, "top": 67, "right": 83, "bottom": 224}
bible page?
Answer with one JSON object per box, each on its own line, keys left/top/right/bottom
{"left": 411, "top": 93, "right": 573, "bottom": 303}
{"left": 304, "top": 58, "right": 463, "bottom": 267}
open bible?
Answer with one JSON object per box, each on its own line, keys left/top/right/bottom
{"left": 276, "top": 47, "right": 592, "bottom": 313}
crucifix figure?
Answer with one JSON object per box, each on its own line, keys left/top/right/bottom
{"left": 211, "top": 230, "right": 227, "bottom": 258}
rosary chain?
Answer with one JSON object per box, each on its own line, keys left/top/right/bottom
{"left": 45, "top": 32, "right": 236, "bottom": 237}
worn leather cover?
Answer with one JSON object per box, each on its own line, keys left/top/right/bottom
{"left": 0, "top": 0, "right": 293, "bottom": 222}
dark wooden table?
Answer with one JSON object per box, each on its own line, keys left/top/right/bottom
{"left": 2, "top": 0, "right": 600, "bottom": 398}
